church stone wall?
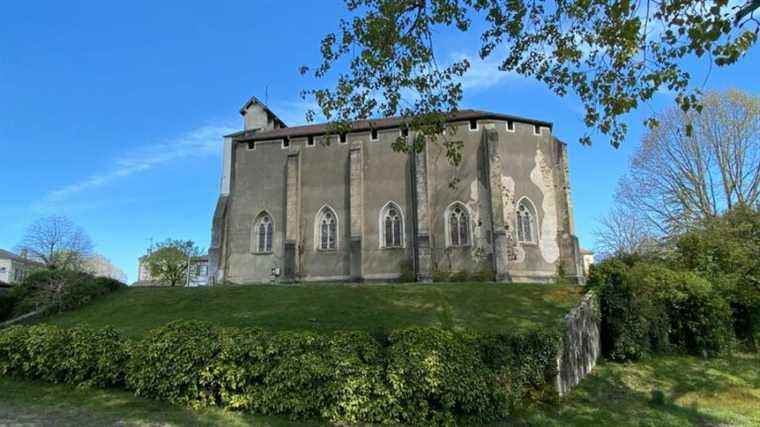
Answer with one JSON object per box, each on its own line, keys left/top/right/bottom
{"left": 224, "top": 141, "right": 288, "bottom": 283}
{"left": 213, "top": 114, "right": 582, "bottom": 284}
{"left": 297, "top": 136, "right": 352, "bottom": 280}
{"left": 359, "top": 129, "right": 414, "bottom": 280}
{"left": 493, "top": 122, "right": 562, "bottom": 282}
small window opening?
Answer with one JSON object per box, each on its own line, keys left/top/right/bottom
{"left": 401, "top": 128, "right": 409, "bottom": 137}
{"left": 534, "top": 125, "right": 541, "bottom": 135}
{"left": 507, "top": 120, "right": 515, "bottom": 131}
{"left": 282, "top": 137, "right": 290, "bottom": 148}
{"left": 339, "top": 133, "right": 347, "bottom": 143}
{"left": 247, "top": 142, "right": 255, "bottom": 150}
{"left": 370, "top": 128, "right": 379, "bottom": 141}
{"left": 469, "top": 119, "right": 478, "bottom": 130}
{"left": 307, "top": 135, "right": 315, "bottom": 146}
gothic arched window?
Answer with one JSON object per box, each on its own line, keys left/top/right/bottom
{"left": 516, "top": 198, "right": 538, "bottom": 243}
{"left": 380, "top": 202, "right": 404, "bottom": 248}
{"left": 446, "top": 202, "right": 471, "bottom": 247}
{"left": 254, "top": 212, "right": 274, "bottom": 253}
{"left": 317, "top": 206, "right": 338, "bottom": 250}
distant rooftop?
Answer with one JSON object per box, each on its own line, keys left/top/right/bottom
{"left": 0, "top": 249, "right": 44, "bottom": 266}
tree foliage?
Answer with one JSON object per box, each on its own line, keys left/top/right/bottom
{"left": 143, "top": 239, "right": 201, "bottom": 287}
{"left": 16, "top": 216, "right": 93, "bottom": 271}
{"left": 303, "top": 0, "right": 758, "bottom": 152}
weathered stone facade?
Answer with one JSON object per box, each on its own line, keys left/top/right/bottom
{"left": 209, "top": 97, "right": 584, "bottom": 284}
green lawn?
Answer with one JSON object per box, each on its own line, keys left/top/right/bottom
{"left": 44, "top": 282, "right": 581, "bottom": 338}
{"left": 1, "top": 353, "right": 756, "bottom": 426}
{"left": 523, "top": 352, "right": 760, "bottom": 426}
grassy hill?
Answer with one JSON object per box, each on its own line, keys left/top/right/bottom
{"left": 44, "top": 282, "right": 582, "bottom": 338}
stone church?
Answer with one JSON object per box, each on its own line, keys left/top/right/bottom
{"left": 208, "top": 96, "right": 584, "bottom": 284}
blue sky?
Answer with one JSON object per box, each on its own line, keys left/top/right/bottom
{"left": 1, "top": 1, "right": 758, "bottom": 282}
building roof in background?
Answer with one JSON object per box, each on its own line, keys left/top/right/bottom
{"left": 226, "top": 109, "right": 553, "bottom": 141}
{"left": 0, "top": 249, "right": 44, "bottom": 266}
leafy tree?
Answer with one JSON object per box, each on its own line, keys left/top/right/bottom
{"left": 16, "top": 216, "right": 93, "bottom": 271}
{"left": 143, "top": 240, "right": 201, "bottom": 287}
{"left": 302, "top": 0, "right": 758, "bottom": 155}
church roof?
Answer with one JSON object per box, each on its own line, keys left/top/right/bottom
{"left": 226, "top": 109, "right": 553, "bottom": 142}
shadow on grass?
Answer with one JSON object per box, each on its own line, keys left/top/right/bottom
{"left": 0, "top": 377, "right": 325, "bottom": 427}
{"left": 518, "top": 367, "right": 728, "bottom": 426}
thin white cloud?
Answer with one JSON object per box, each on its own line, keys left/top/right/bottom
{"left": 453, "top": 52, "right": 519, "bottom": 91}
{"left": 42, "top": 124, "right": 236, "bottom": 205}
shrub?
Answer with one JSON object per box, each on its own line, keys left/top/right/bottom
{"left": 633, "top": 265, "right": 733, "bottom": 356}
{"left": 207, "top": 328, "right": 387, "bottom": 421}
{"left": 0, "top": 292, "right": 15, "bottom": 322}
{"left": 0, "top": 324, "right": 128, "bottom": 387}
{"left": 1, "top": 321, "right": 564, "bottom": 424}
{"left": 478, "top": 329, "right": 562, "bottom": 409}
{"left": 432, "top": 270, "right": 495, "bottom": 283}
{"left": 398, "top": 260, "right": 416, "bottom": 282}
{"left": 387, "top": 328, "right": 505, "bottom": 424}
{"left": 127, "top": 321, "right": 220, "bottom": 406}
{"left": 591, "top": 259, "right": 667, "bottom": 360}
{"left": 0, "top": 325, "right": 30, "bottom": 376}
{"left": 672, "top": 207, "right": 760, "bottom": 349}
{"left": 9, "top": 269, "right": 126, "bottom": 317}
{"left": 592, "top": 259, "right": 734, "bottom": 360}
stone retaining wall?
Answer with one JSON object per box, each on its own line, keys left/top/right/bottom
{"left": 556, "top": 291, "right": 600, "bottom": 396}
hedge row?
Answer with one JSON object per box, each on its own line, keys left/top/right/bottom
{"left": 589, "top": 261, "right": 734, "bottom": 361}
{"left": 0, "top": 321, "right": 561, "bottom": 424}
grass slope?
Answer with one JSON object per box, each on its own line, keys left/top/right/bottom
{"left": 523, "top": 352, "right": 760, "bottom": 426}
{"left": 1, "top": 353, "right": 756, "bottom": 426}
{"left": 45, "top": 282, "right": 581, "bottom": 338}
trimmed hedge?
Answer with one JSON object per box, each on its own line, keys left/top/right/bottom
{"left": 0, "top": 321, "right": 561, "bottom": 424}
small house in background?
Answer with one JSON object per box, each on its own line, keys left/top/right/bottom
{"left": 0, "top": 249, "right": 43, "bottom": 285}
{"left": 187, "top": 256, "right": 209, "bottom": 287}
{"left": 134, "top": 254, "right": 209, "bottom": 287}
{"left": 580, "top": 249, "right": 595, "bottom": 276}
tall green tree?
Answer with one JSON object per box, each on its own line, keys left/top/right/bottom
{"left": 144, "top": 240, "right": 201, "bottom": 287}
{"left": 303, "top": 0, "right": 758, "bottom": 155}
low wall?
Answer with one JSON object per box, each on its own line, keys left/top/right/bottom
{"left": 556, "top": 291, "right": 600, "bottom": 396}
{"left": 0, "top": 309, "right": 45, "bottom": 329}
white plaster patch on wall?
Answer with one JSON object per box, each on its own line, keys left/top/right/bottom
{"left": 530, "top": 148, "right": 560, "bottom": 264}
{"left": 500, "top": 175, "right": 516, "bottom": 226}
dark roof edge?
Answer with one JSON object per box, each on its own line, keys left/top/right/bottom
{"left": 227, "top": 111, "right": 553, "bottom": 142}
